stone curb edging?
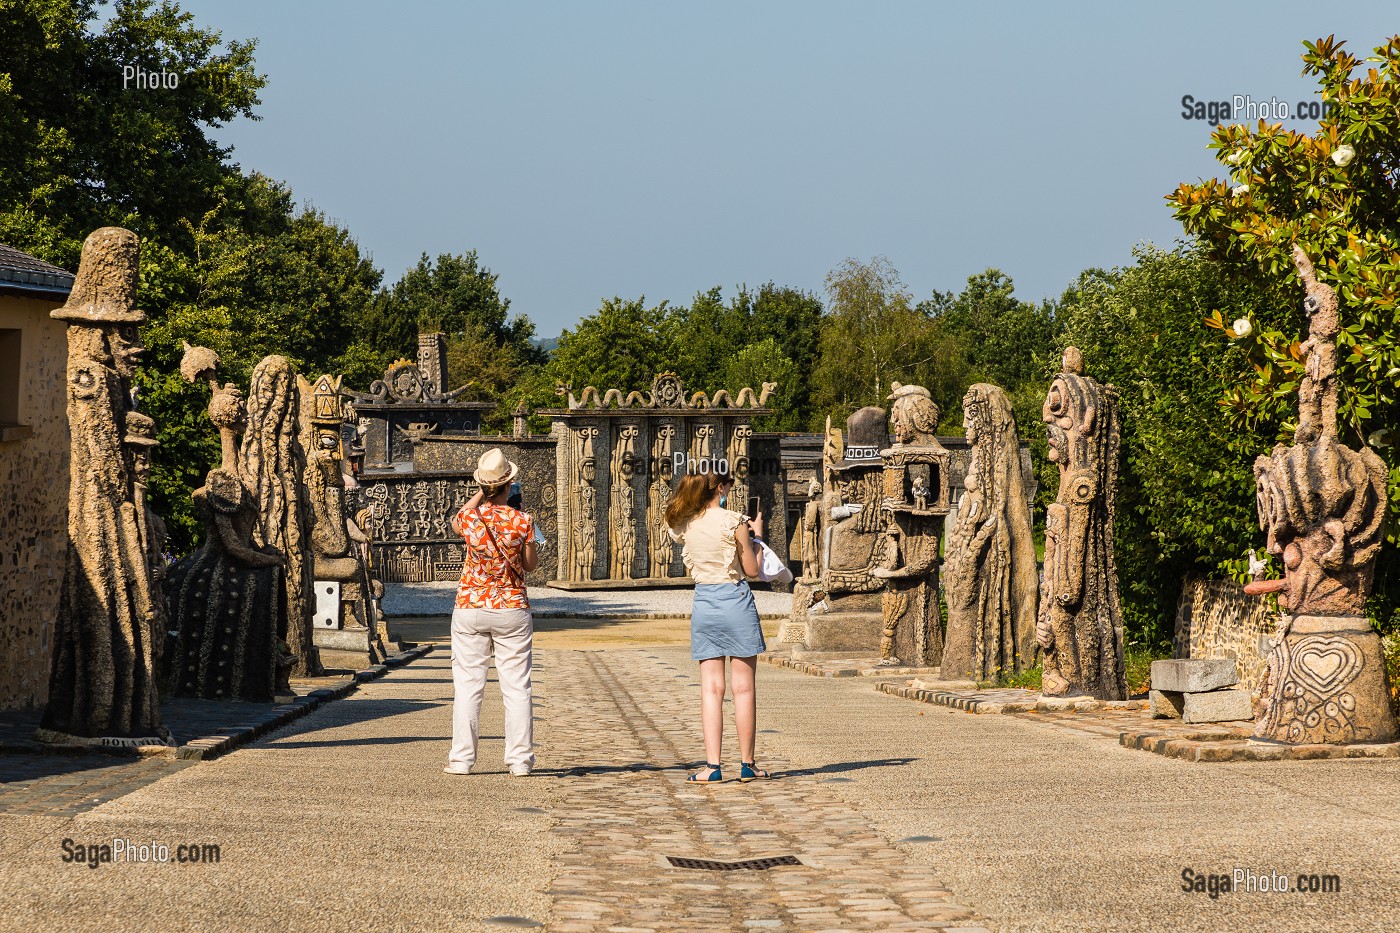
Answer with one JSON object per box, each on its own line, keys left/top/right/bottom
{"left": 1118, "top": 730, "right": 1400, "bottom": 763}
{"left": 875, "top": 681, "right": 1150, "bottom": 715}
{"left": 0, "top": 645, "right": 435, "bottom": 762}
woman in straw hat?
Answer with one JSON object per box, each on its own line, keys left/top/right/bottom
{"left": 445, "top": 448, "right": 540, "bottom": 776}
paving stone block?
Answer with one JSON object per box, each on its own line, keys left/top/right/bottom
{"left": 1149, "top": 689, "right": 1184, "bottom": 719}
{"left": 1182, "top": 688, "right": 1254, "bottom": 723}
{"left": 1150, "top": 658, "right": 1238, "bottom": 693}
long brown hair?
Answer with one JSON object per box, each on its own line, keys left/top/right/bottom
{"left": 665, "top": 471, "right": 728, "bottom": 530}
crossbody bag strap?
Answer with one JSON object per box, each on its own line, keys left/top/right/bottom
{"left": 472, "top": 507, "right": 526, "bottom": 587}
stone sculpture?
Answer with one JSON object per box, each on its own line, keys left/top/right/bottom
{"left": 608, "top": 423, "right": 639, "bottom": 578}
{"left": 165, "top": 345, "right": 289, "bottom": 702}
{"left": 726, "top": 422, "right": 753, "bottom": 515}
{"left": 555, "top": 371, "right": 776, "bottom": 411}
{"left": 39, "top": 227, "right": 169, "bottom": 744}
{"left": 1244, "top": 248, "right": 1395, "bottom": 745}
{"left": 566, "top": 426, "right": 599, "bottom": 580}
{"left": 941, "top": 383, "right": 1038, "bottom": 682}
{"left": 1037, "top": 347, "right": 1127, "bottom": 700}
{"left": 648, "top": 421, "right": 677, "bottom": 577}
{"left": 872, "top": 385, "right": 951, "bottom": 667}
{"left": 240, "top": 355, "right": 320, "bottom": 676}
{"left": 821, "top": 408, "right": 889, "bottom": 595}
{"left": 799, "top": 477, "right": 822, "bottom": 583}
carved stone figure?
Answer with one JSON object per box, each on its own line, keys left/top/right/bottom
{"left": 608, "top": 424, "right": 639, "bottom": 578}
{"left": 648, "top": 421, "right": 677, "bottom": 576}
{"left": 941, "top": 383, "right": 1039, "bottom": 682}
{"left": 165, "top": 346, "right": 289, "bottom": 702}
{"left": 40, "top": 227, "right": 169, "bottom": 744}
{"left": 1244, "top": 248, "right": 1396, "bottom": 744}
{"left": 799, "top": 478, "right": 822, "bottom": 583}
{"left": 566, "top": 426, "right": 599, "bottom": 581}
{"left": 872, "top": 386, "right": 952, "bottom": 667}
{"left": 726, "top": 422, "right": 753, "bottom": 514}
{"left": 1037, "top": 348, "right": 1127, "bottom": 700}
{"left": 239, "top": 355, "right": 319, "bottom": 676}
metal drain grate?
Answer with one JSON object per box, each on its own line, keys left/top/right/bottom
{"left": 667, "top": 855, "right": 803, "bottom": 871}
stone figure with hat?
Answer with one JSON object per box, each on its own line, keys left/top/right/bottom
{"left": 39, "top": 226, "right": 170, "bottom": 745}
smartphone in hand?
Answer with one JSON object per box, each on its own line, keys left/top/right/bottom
{"left": 745, "top": 496, "right": 761, "bottom": 520}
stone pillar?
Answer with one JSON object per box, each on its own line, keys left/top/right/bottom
{"left": 417, "top": 332, "right": 448, "bottom": 398}
{"left": 566, "top": 423, "right": 600, "bottom": 581}
{"left": 648, "top": 419, "right": 678, "bottom": 577}
{"left": 608, "top": 422, "right": 640, "bottom": 579}
{"left": 726, "top": 420, "right": 753, "bottom": 514}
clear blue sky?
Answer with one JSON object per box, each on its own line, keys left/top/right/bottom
{"left": 174, "top": 0, "right": 1396, "bottom": 337}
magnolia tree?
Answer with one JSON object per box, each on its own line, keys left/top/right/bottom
{"left": 1169, "top": 35, "right": 1400, "bottom": 549}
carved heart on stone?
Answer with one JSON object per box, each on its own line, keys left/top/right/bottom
{"left": 1290, "top": 635, "right": 1363, "bottom": 697}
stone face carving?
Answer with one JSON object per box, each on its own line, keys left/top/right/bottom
{"left": 239, "top": 355, "right": 319, "bottom": 676}
{"left": 165, "top": 345, "right": 289, "bottom": 702}
{"left": 941, "top": 383, "right": 1038, "bottom": 682}
{"left": 648, "top": 421, "right": 677, "bottom": 577}
{"left": 1244, "top": 248, "right": 1395, "bottom": 745}
{"left": 608, "top": 423, "right": 640, "bottom": 579}
{"left": 1037, "top": 348, "right": 1127, "bottom": 700}
{"left": 40, "top": 227, "right": 169, "bottom": 743}
{"left": 799, "top": 477, "right": 822, "bottom": 583}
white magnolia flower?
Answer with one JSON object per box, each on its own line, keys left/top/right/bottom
{"left": 1232, "top": 318, "right": 1253, "bottom": 337}
{"left": 1232, "top": 184, "right": 1249, "bottom": 196}
{"left": 1332, "top": 144, "right": 1355, "bottom": 167}
{"left": 1226, "top": 149, "right": 1246, "bottom": 165}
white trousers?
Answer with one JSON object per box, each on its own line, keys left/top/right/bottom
{"left": 449, "top": 606, "right": 535, "bottom": 771}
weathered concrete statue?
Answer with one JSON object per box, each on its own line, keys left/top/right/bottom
{"left": 40, "top": 227, "right": 169, "bottom": 744}
{"left": 873, "top": 384, "right": 951, "bottom": 667}
{"left": 608, "top": 424, "right": 639, "bottom": 578}
{"left": 1037, "top": 348, "right": 1127, "bottom": 700}
{"left": 942, "top": 383, "right": 1038, "bottom": 682}
{"left": 240, "top": 355, "right": 320, "bottom": 676}
{"left": 165, "top": 345, "right": 289, "bottom": 702}
{"left": 1245, "top": 247, "right": 1395, "bottom": 745}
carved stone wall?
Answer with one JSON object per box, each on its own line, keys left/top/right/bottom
{"left": 365, "top": 436, "right": 561, "bottom": 584}
{"left": 1172, "top": 577, "right": 1272, "bottom": 694}
{"left": 0, "top": 291, "right": 70, "bottom": 710}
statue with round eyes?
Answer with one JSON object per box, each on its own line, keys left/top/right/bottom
{"left": 1036, "top": 348, "right": 1127, "bottom": 701}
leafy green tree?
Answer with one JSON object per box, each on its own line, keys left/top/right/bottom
{"left": 721, "top": 338, "right": 798, "bottom": 431}
{"left": 733, "top": 283, "right": 824, "bottom": 429}
{"left": 0, "top": 0, "right": 265, "bottom": 264}
{"left": 1168, "top": 33, "right": 1400, "bottom": 628}
{"left": 812, "top": 257, "right": 960, "bottom": 424}
{"left": 543, "top": 296, "right": 677, "bottom": 401}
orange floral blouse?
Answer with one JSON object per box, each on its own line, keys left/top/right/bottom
{"left": 454, "top": 503, "right": 535, "bottom": 610}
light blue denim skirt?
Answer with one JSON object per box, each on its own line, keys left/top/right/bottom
{"left": 691, "top": 581, "right": 766, "bottom": 661}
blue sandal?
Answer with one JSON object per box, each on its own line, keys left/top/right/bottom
{"left": 687, "top": 763, "right": 724, "bottom": 783}
{"left": 738, "top": 761, "right": 769, "bottom": 782}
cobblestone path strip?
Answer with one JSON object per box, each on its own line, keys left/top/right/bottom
{"left": 542, "top": 648, "right": 991, "bottom": 932}
{"left": 0, "top": 755, "right": 194, "bottom": 816}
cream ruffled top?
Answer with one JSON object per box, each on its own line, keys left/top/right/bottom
{"left": 669, "top": 506, "right": 744, "bottom": 584}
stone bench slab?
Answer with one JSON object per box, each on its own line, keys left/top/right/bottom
{"left": 1151, "top": 658, "right": 1238, "bottom": 693}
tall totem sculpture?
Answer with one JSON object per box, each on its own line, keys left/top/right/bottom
{"left": 873, "top": 385, "right": 951, "bottom": 667}
{"left": 1037, "top": 348, "right": 1127, "bottom": 700}
{"left": 40, "top": 227, "right": 169, "bottom": 744}
{"left": 1244, "top": 248, "right": 1395, "bottom": 745}
{"left": 941, "top": 383, "right": 1038, "bottom": 682}
{"left": 240, "top": 355, "right": 320, "bottom": 675}
{"left": 165, "top": 345, "right": 290, "bottom": 702}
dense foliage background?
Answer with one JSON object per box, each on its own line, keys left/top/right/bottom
{"left": 4, "top": 3, "right": 1396, "bottom": 646}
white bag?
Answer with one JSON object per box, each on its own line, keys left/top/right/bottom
{"left": 755, "top": 539, "right": 794, "bottom": 584}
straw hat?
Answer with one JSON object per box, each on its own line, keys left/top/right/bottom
{"left": 51, "top": 227, "right": 146, "bottom": 324}
{"left": 473, "top": 448, "right": 519, "bottom": 487}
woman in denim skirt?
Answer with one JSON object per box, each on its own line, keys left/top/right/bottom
{"left": 665, "top": 471, "right": 769, "bottom": 784}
